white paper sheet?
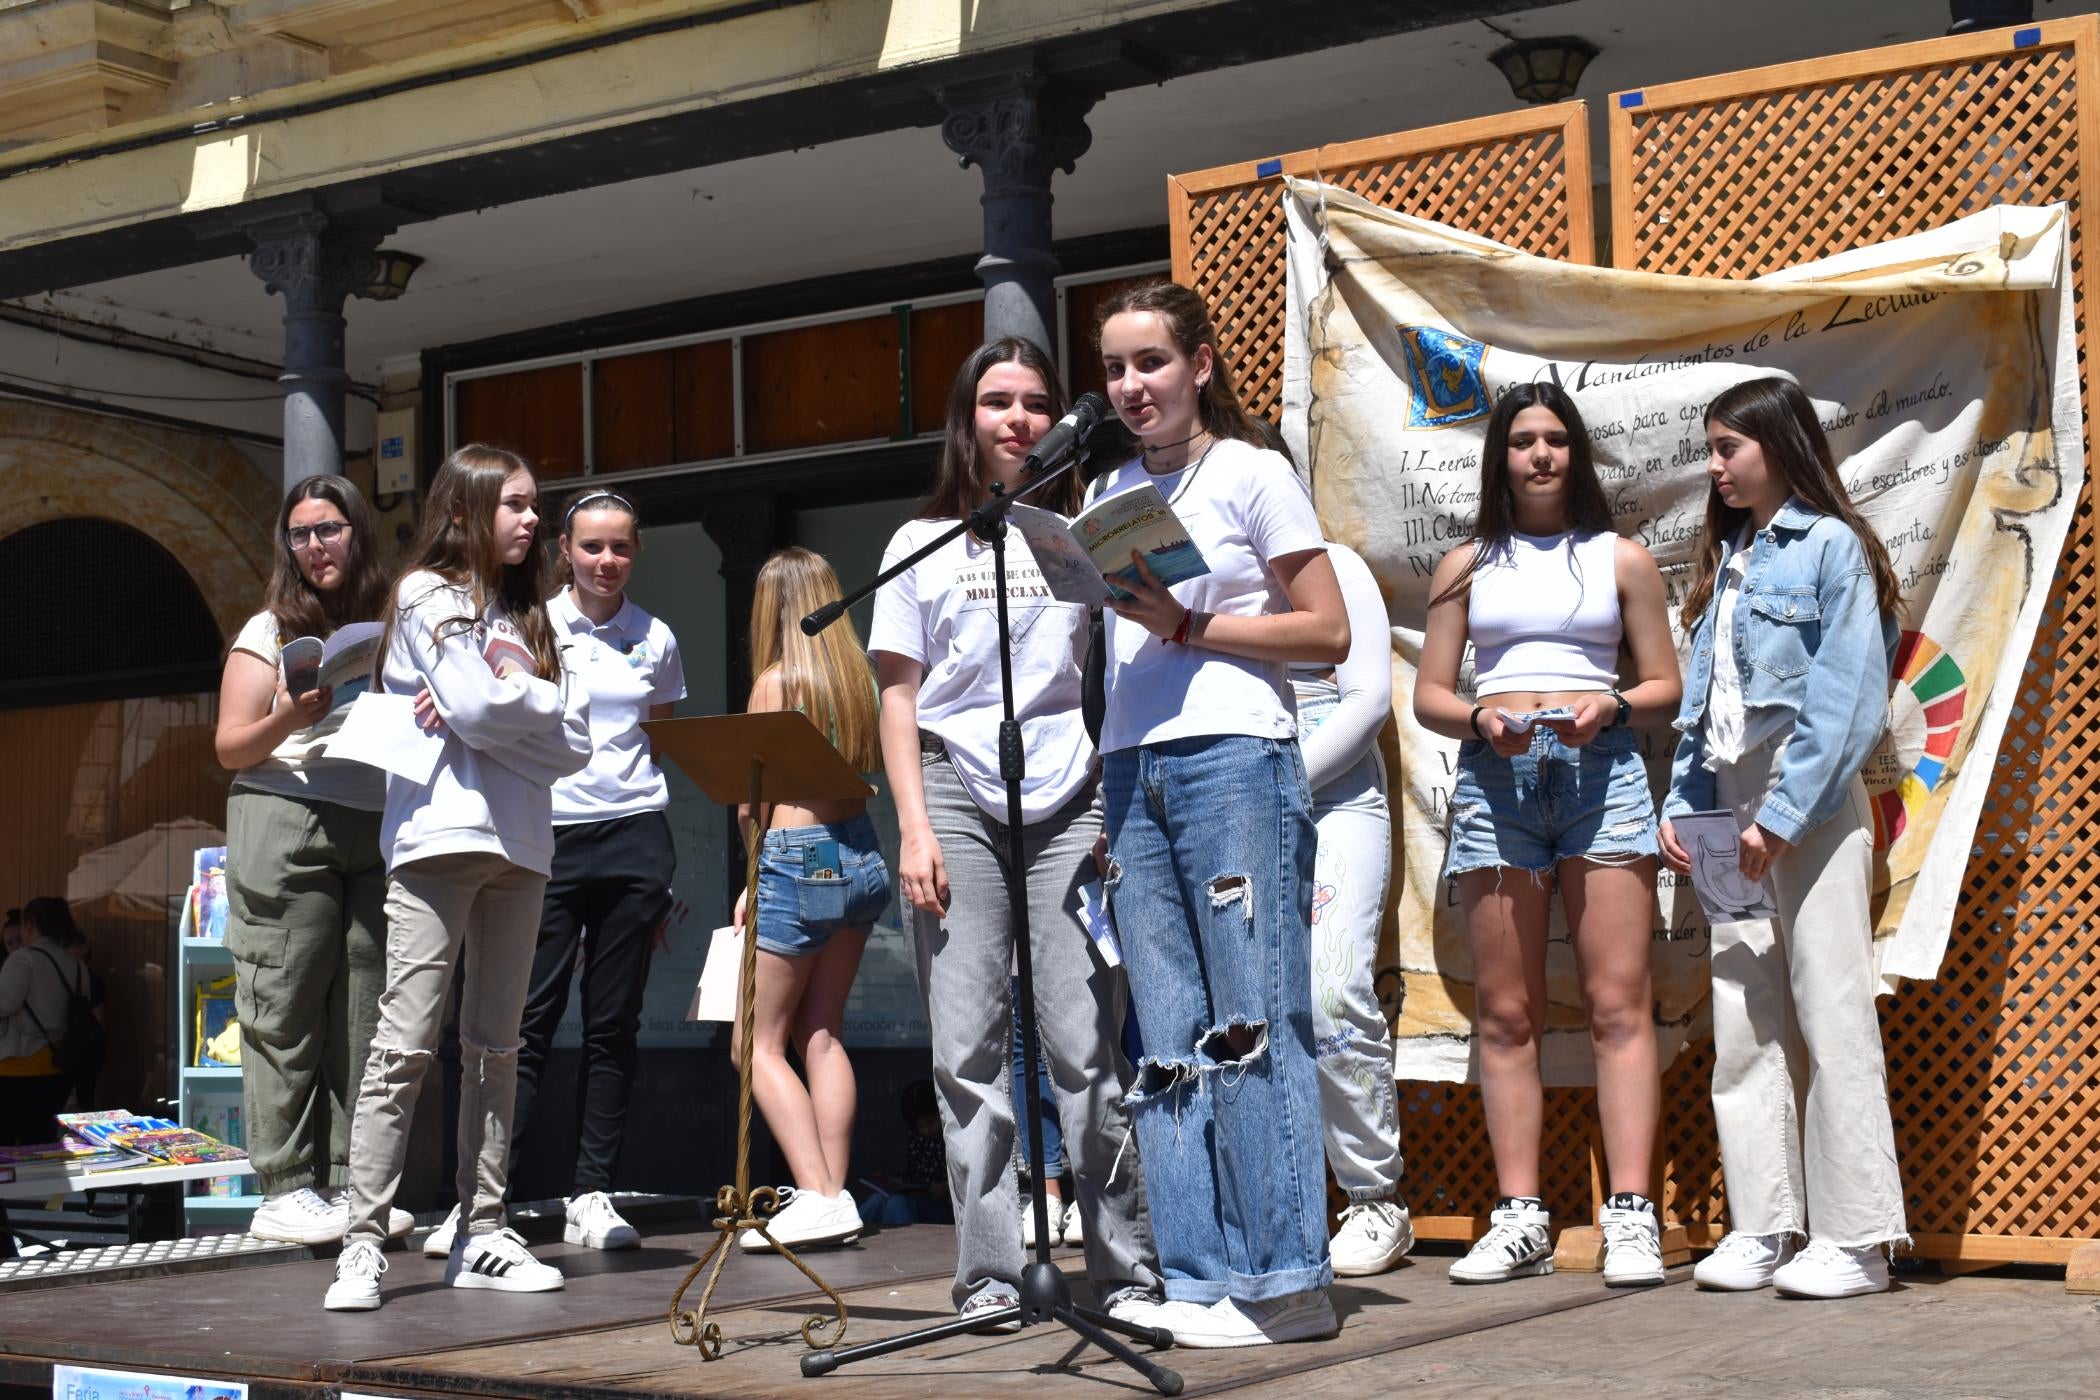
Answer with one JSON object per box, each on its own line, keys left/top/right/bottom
{"left": 686, "top": 924, "right": 745, "bottom": 1022}
{"left": 1672, "top": 810, "right": 1780, "bottom": 923}
{"left": 328, "top": 692, "right": 443, "bottom": 785}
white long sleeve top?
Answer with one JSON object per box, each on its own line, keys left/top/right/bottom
{"left": 1290, "top": 541, "right": 1393, "bottom": 795}
{"left": 378, "top": 571, "right": 592, "bottom": 877}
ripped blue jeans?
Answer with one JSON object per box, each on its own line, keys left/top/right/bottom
{"left": 1101, "top": 735, "right": 1332, "bottom": 1304}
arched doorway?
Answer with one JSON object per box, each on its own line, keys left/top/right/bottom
{"left": 0, "top": 401, "right": 274, "bottom": 1118}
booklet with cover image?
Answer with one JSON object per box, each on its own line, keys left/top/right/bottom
{"left": 1006, "top": 483, "right": 1210, "bottom": 606}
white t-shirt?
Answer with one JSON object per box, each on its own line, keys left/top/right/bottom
{"left": 548, "top": 588, "right": 687, "bottom": 825}
{"left": 1096, "top": 438, "right": 1327, "bottom": 753}
{"left": 1704, "top": 528, "right": 1788, "bottom": 769}
{"left": 867, "top": 517, "right": 1095, "bottom": 821}
{"left": 228, "top": 610, "right": 387, "bottom": 811}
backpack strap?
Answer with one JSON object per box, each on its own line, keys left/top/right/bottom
{"left": 29, "top": 944, "right": 84, "bottom": 1000}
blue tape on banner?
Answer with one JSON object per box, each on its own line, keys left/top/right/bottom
{"left": 2014, "top": 27, "right": 2041, "bottom": 48}
{"left": 1256, "top": 158, "right": 1283, "bottom": 179}
{"left": 1619, "top": 91, "right": 1645, "bottom": 109}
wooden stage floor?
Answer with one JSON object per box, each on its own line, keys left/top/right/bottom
{"left": 0, "top": 1218, "right": 2087, "bottom": 1398}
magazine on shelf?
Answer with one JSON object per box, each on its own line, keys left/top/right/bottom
{"left": 0, "top": 1136, "right": 146, "bottom": 1171}
{"left": 1006, "top": 483, "right": 1211, "bottom": 606}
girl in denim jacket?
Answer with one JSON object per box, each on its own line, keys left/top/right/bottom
{"left": 1658, "top": 377, "right": 1906, "bottom": 1300}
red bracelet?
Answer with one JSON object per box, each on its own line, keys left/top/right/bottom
{"left": 1169, "top": 607, "right": 1194, "bottom": 646}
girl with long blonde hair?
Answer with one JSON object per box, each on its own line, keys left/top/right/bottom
{"left": 730, "top": 546, "right": 889, "bottom": 1253}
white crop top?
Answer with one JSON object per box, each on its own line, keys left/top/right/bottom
{"left": 1467, "top": 530, "right": 1622, "bottom": 697}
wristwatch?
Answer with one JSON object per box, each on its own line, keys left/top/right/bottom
{"left": 1607, "top": 689, "right": 1630, "bottom": 728}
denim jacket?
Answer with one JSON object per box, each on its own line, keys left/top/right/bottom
{"left": 1663, "top": 497, "right": 1898, "bottom": 845}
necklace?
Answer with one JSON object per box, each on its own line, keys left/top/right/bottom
{"left": 1142, "top": 428, "right": 1205, "bottom": 456}
{"left": 1155, "top": 435, "right": 1218, "bottom": 508}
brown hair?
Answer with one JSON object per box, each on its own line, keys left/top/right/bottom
{"left": 259, "top": 475, "right": 387, "bottom": 642}
{"left": 923, "top": 338, "right": 1083, "bottom": 520}
{"left": 378, "top": 444, "right": 561, "bottom": 681}
{"left": 552, "top": 487, "right": 641, "bottom": 591}
{"left": 1680, "top": 377, "right": 1902, "bottom": 631}
{"left": 1092, "top": 279, "right": 1269, "bottom": 448}
{"left": 748, "top": 547, "right": 880, "bottom": 771}
{"left": 1429, "top": 382, "right": 1613, "bottom": 608}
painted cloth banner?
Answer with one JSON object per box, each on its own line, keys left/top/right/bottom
{"left": 1282, "top": 182, "right": 2081, "bottom": 1082}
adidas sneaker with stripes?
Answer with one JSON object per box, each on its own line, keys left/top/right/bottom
{"left": 1450, "top": 1198, "right": 1554, "bottom": 1284}
{"left": 448, "top": 1227, "right": 565, "bottom": 1293}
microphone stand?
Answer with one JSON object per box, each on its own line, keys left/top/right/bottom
{"left": 799, "top": 444, "right": 1183, "bottom": 1395}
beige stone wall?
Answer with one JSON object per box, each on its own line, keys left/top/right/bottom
{"left": 0, "top": 400, "right": 276, "bottom": 639}
{"left": 0, "top": 0, "right": 1218, "bottom": 249}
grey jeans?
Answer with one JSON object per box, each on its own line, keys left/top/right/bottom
{"left": 912, "top": 751, "right": 1160, "bottom": 1307}
{"left": 225, "top": 788, "right": 386, "bottom": 1196}
{"left": 345, "top": 850, "right": 547, "bottom": 1244}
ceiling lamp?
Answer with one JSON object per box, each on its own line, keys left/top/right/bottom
{"left": 1489, "top": 35, "right": 1599, "bottom": 104}
{"left": 359, "top": 249, "right": 424, "bottom": 302}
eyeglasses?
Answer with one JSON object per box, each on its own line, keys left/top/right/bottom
{"left": 286, "top": 521, "right": 351, "bottom": 549}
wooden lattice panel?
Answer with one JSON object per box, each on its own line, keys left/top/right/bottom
{"left": 1169, "top": 105, "right": 1594, "bottom": 424}
{"left": 1399, "top": 1085, "right": 1598, "bottom": 1236}
{"left": 1613, "top": 17, "right": 2100, "bottom": 1262}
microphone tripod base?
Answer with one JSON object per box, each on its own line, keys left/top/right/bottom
{"left": 798, "top": 1256, "right": 1181, "bottom": 1393}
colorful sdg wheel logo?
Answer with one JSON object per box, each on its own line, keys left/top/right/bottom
{"left": 1862, "top": 631, "right": 1967, "bottom": 849}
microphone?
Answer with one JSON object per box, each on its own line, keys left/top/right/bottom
{"left": 1022, "top": 392, "right": 1110, "bottom": 475}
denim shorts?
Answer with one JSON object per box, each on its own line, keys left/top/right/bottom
{"left": 1442, "top": 724, "right": 1658, "bottom": 878}
{"left": 755, "top": 814, "right": 892, "bottom": 956}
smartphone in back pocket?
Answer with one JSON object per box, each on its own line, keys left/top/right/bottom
{"left": 802, "top": 838, "right": 842, "bottom": 879}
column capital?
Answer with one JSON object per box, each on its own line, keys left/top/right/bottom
{"left": 244, "top": 210, "right": 386, "bottom": 312}
{"left": 937, "top": 70, "right": 1098, "bottom": 194}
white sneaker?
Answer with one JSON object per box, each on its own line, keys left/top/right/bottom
{"left": 322, "top": 1237, "right": 387, "bottom": 1311}
{"left": 423, "top": 1203, "right": 462, "bottom": 1258}
{"left": 960, "top": 1288, "right": 1022, "bottom": 1333}
{"left": 1450, "top": 1199, "right": 1554, "bottom": 1283}
{"left": 252, "top": 1188, "right": 342, "bottom": 1246}
{"left": 1063, "top": 1201, "right": 1085, "bottom": 1246}
{"left": 301, "top": 1190, "right": 413, "bottom": 1241}
{"left": 1772, "top": 1239, "right": 1890, "bottom": 1299}
{"left": 1693, "top": 1230, "right": 1796, "bottom": 1291}
{"left": 1167, "top": 1289, "right": 1337, "bottom": 1348}
{"left": 1329, "top": 1198, "right": 1414, "bottom": 1277}
{"left": 565, "top": 1191, "right": 640, "bottom": 1250}
{"left": 1598, "top": 1194, "right": 1666, "bottom": 1287}
{"left": 738, "top": 1188, "right": 861, "bottom": 1252}
{"left": 1103, "top": 1288, "right": 1169, "bottom": 1333}
{"left": 450, "top": 1227, "right": 565, "bottom": 1293}
{"left": 1023, "top": 1194, "right": 1065, "bottom": 1249}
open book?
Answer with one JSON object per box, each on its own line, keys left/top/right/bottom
{"left": 279, "top": 621, "right": 383, "bottom": 711}
{"left": 1007, "top": 483, "right": 1210, "bottom": 606}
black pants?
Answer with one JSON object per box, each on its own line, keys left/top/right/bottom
{"left": 510, "top": 810, "right": 675, "bottom": 1194}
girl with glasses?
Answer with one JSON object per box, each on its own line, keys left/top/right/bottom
{"left": 215, "top": 474, "right": 409, "bottom": 1247}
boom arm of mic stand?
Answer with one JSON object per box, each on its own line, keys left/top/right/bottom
{"left": 802, "top": 448, "right": 1094, "bottom": 637}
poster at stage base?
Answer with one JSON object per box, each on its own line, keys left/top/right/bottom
{"left": 51, "top": 1364, "right": 247, "bottom": 1400}
{"left": 1282, "top": 183, "right": 2082, "bottom": 1082}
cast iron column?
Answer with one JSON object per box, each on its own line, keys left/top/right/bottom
{"left": 245, "top": 212, "right": 386, "bottom": 489}
{"left": 939, "top": 71, "right": 1099, "bottom": 350}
